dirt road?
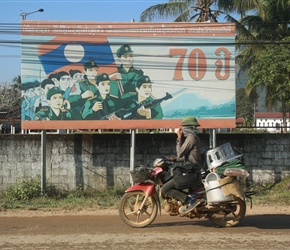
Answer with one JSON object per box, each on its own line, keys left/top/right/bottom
{"left": 0, "top": 205, "right": 289, "bottom": 250}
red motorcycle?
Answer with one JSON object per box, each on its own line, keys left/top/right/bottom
{"left": 118, "top": 143, "right": 253, "bottom": 228}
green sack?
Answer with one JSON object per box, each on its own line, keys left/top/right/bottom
{"left": 215, "top": 159, "right": 246, "bottom": 175}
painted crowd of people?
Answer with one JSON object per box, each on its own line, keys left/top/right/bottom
{"left": 21, "top": 44, "right": 169, "bottom": 121}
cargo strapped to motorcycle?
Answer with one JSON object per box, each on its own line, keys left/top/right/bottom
{"left": 205, "top": 176, "right": 246, "bottom": 201}
{"left": 130, "top": 167, "right": 152, "bottom": 184}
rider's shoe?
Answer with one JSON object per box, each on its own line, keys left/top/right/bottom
{"left": 183, "top": 195, "right": 198, "bottom": 213}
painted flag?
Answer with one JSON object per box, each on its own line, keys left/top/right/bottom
{"left": 38, "top": 41, "right": 115, "bottom": 75}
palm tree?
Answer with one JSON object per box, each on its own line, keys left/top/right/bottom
{"left": 139, "top": 0, "right": 255, "bottom": 23}
{"left": 240, "top": 0, "right": 290, "bottom": 131}
{"left": 11, "top": 75, "right": 22, "bottom": 108}
{"left": 236, "top": 1, "right": 290, "bottom": 68}
{"left": 12, "top": 75, "right": 21, "bottom": 91}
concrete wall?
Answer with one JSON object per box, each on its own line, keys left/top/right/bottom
{"left": 0, "top": 133, "right": 290, "bottom": 191}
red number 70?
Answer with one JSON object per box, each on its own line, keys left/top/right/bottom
{"left": 169, "top": 47, "right": 231, "bottom": 81}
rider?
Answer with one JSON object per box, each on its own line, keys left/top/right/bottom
{"left": 161, "top": 116, "right": 203, "bottom": 213}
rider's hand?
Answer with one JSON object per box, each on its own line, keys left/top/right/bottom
{"left": 176, "top": 127, "right": 183, "bottom": 139}
{"left": 166, "top": 156, "right": 176, "bottom": 162}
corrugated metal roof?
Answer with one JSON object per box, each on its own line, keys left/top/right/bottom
{"left": 0, "top": 108, "right": 21, "bottom": 121}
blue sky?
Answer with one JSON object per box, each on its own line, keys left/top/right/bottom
{"left": 0, "top": 0, "right": 232, "bottom": 84}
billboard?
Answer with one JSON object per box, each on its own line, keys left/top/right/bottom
{"left": 21, "top": 21, "right": 236, "bottom": 130}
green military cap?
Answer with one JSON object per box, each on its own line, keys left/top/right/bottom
{"left": 135, "top": 75, "right": 153, "bottom": 88}
{"left": 96, "top": 73, "right": 110, "bottom": 85}
{"left": 46, "top": 87, "right": 64, "bottom": 100}
{"left": 116, "top": 44, "right": 134, "bottom": 58}
{"left": 180, "top": 116, "right": 200, "bottom": 127}
{"left": 83, "top": 60, "right": 99, "bottom": 70}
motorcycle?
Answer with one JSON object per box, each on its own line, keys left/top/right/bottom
{"left": 118, "top": 142, "right": 253, "bottom": 228}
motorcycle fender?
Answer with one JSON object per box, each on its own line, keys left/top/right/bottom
{"left": 125, "top": 183, "right": 156, "bottom": 197}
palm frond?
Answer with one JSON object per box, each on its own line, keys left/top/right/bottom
{"left": 140, "top": 2, "right": 190, "bottom": 22}
{"left": 174, "top": 9, "right": 192, "bottom": 22}
{"left": 216, "top": 0, "right": 259, "bottom": 15}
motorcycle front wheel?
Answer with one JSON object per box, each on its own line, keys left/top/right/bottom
{"left": 208, "top": 198, "right": 246, "bottom": 227}
{"left": 118, "top": 191, "right": 158, "bottom": 228}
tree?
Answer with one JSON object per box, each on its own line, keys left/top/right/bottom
{"left": 236, "top": 88, "right": 257, "bottom": 123}
{"left": 139, "top": 0, "right": 256, "bottom": 23}
{"left": 236, "top": 0, "right": 290, "bottom": 71}
{"left": 245, "top": 37, "right": 290, "bottom": 131}
{"left": 0, "top": 76, "right": 22, "bottom": 110}
{"left": 12, "top": 75, "right": 22, "bottom": 91}
{"left": 236, "top": 1, "right": 290, "bottom": 131}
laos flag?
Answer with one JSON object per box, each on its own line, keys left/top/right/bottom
{"left": 36, "top": 35, "right": 117, "bottom": 78}
{"left": 38, "top": 41, "right": 116, "bottom": 76}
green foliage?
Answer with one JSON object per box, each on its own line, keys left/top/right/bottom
{"left": 236, "top": 88, "right": 255, "bottom": 119}
{"left": 246, "top": 39, "right": 290, "bottom": 107}
{"left": 3, "top": 176, "right": 59, "bottom": 202}
{"left": 0, "top": 178, "right": 127, "bottom": 210}
{"left": 271, "top": 176, "right": 290, "bottom": 193}
{"left": 5, "top": 176, "right": 42, "bottom": 201}
{"left": 236, "top": 1, "right": 290, "bottom": 121}
{"left": 250, "top": 176, "right": 290, "bottom": 205}
{"left": 139, "top": 0, "right": 240, "bottom": 23}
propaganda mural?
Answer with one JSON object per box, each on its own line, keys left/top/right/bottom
{"left": 21, "top": 21, "right": 236, "bottom": 130}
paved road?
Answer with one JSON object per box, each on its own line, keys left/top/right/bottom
{"left": 1, "top": 210, "right": 290, "bottom": 249}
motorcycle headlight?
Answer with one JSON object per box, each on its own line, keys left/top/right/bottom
{"left": 153, "top": 157, "right": 166, "bottom": 167}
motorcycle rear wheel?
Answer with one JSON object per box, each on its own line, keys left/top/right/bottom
{"left": 208, "top": 198, "right": 246, "bottom": 227}
{"left": 118, "top": 191, "right": 158, "bottom": 228}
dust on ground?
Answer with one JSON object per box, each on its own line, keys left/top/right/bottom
{"left": 0, "top": 204, "right": 289, "bottom": 217}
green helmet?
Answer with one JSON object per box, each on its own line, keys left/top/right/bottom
{"left": 180, "top": 116, "right": 200, "bottom": 127}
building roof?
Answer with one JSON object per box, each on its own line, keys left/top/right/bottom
{"left": 255, "top": 112, "right": 290, "bottom": 119}
{"left": 236, "top": 118, "right": 245, "bottom": 123}
{"left": 0, "top": 108, "right": 21, "bottom": 122}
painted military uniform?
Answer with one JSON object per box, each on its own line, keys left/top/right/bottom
{"left": 35, "top": 87, "right": 83, "bottom": 120}
{"left": 21, "top": 82, "right": 39, "bottom": 120}
{"left": 110, "top": 44, "right": 144, "bottom": 97}
{"left": 117, "top": 65, "right": 144, "bottom": 94}
{"left": 119, "top": 93, "right": 163, "bottom": 120}
{"left": 35, "top": 106, "right": 83, "bottom": 120}
{"left": 68, "top": 78, "right": 99, "bottom": 110}
{"left": 82, "top": 94, "right": 121, "bottom": 120}
{"left": 68, "top": 60, "right": 99, "bottom": 111}
{"left": 81, "top": 73, "right": 122, "bottom": 120}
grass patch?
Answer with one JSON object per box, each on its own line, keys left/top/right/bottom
{"left": 0, "top": 176, "right": 290, "bottom": 211}
{"left": 0, "top": 176, "right": 127, "bottom": 211}
{"left": 248, "top": 176, "right": 290, "bottom": 205}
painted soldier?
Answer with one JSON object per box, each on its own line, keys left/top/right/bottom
{"left": 110, "top": 44, "right": 144, "bottom": 97}
{"left": 68, "top": 60, "right": 99, "bottom": 111}
{"left": 21, "top": 82, "right": 39, "bottom": 121}
{"left": 118, "top": 75, "right": 164, "bottom": 120}
{"left": 35, "top": 87, "right": 82, "bottom": 120}
{"left": 82, "top": 73, "right": 121, "bottom": 120}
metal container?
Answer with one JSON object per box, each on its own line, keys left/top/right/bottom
{"left": 203, "top": 172, "right": 233, "bottom": 204}
{"left": 205, "top": 143, "right": 242, "bottom": 170}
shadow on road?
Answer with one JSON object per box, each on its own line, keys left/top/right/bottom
{"left": 242, "top": 214, "right": 290, "bottom": 229}
{"left": 148, "top": 214, "right": 290, "bottom": 229}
